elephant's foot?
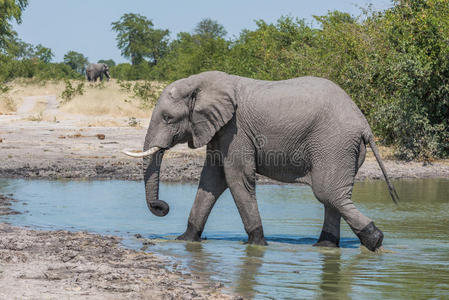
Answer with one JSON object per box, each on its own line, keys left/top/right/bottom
{"left": 313, "top": 231, "right": 339, "bottom": 248}
{"left": 246, "top": 226, "right": 268, "bottom": 246}
{"left": 356, "top": 222, "right": 384, "bottom": 252}
{"left": 176, "top": 222, "right": 202, "bottom": 242}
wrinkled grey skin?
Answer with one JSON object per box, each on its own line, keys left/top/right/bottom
{"left": 86, "top": 63, "right": 110, "bottom": 82}
{"left": 141, "top": 71, "right": 399, "bottom": 251}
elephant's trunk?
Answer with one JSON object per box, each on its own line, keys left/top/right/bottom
{"left": 143, "top": 147, "right": 169, "bottom": 217}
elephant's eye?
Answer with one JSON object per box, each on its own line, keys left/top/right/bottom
{"left": 163, "top": 113, "right": 173, "bottom": 123}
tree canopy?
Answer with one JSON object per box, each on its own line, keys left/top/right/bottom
{"left": 194, "top": 18, "right": 227, "bottom": 39}
{"left": 63, "top": 51, "right": 89, "bottom": 74}
{"left": 98, "top": 59, "right": 116, "bottom": 67}
{"left": 0, "top": 0, "right": 28, "bottom": 53}
{"left": 111, "top": 13, "right": 169, "bottom": 65}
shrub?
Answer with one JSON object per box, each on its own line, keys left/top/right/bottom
{"left": 61, "top": 79, "right": 85, "bottom": 103}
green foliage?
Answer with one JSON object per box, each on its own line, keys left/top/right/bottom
{"left": 0, "top": 53, "right": 81, "bottom": 82}
{"left": 118, "top": 79, "right": 163, "bottom": 108}
{"left": 97, "top": 59, "right": 116, "bottom": 67}
{"left": 152, "top": 19, "right": 231, "bottom": 80}
{"left": 132, "top": 81, "right": 161, "bottom": 107}
{"left": 111, "top": 13, "right": 169, "bottom": 65}
{"left": 90, "top": 80, "right": 105, "bottom": 89}
{"left": 34, "top": 44, "right": 54, "bottom": 63}
{"left": 61, "top": 79, "right": 85, "bottom": 103}
{"left": 111, "top": 62, "right": 152, "bottom": 80}
{"left": 367, "top": 0, "right": 449, "bottom": 160}
{"left": 7, "top": 40, "right": 54, "bottom": 62}
{"left": 194, "top": 18, "right": 227, "bottom": 39}
{"left": 63, "top": 50, "right": 89, "bottom": 74}
{"left": 0, "top": 0, "right": 28, "bottom": 52}
{"left": 224, "top": 16, "right": 318, "bottom": 80}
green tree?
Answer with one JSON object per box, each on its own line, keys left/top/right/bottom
{"left": 98, "top": 59, "right": 116, "bottom": 67}
{"left": 226, "top": 16, "right": 317, "bottom": 79}
{"left": 7, "top": 39, "right": 34, "bottom": 59}
{"left": 194, "top": 18, "right": 227, "bottom": 39}
{"left": 5, "top": 40, "right": 53, "bottom": 63}
{"left": 0, "top": 0, "right": 28, "bottom": 52}
{"left": 111, "top": 13, "right": 169, "bottom": 65}
{"left": 153, "top": 19, "right": 230, "bottom": 80}
{"left": 34, "top": 44, "right": 53, "bottom": 63}
{"left": 63, "top": 50, "right": 89, "bottom": 74}
{"left": 368, "top": 0, "right": 449, "bottom": 159}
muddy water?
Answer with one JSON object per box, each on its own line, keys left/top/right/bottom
{"left": 0, "top": 178, "right": 448, "bottom": 299}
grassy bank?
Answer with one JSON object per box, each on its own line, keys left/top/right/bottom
{"left": 0, "top": 79, "right": 166, "bottom": 124}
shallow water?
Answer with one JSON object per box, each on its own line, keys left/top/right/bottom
{"left": 0, "top": 178, "right": 448, "bottom": 299}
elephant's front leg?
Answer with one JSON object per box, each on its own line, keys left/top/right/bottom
{"left": 314, "top": 205, "right": 341, "bottom": 247}
{"left": 224, "top": 155, "right": 267, "bottom": 246}
{"left": 176, "top": 158, "right": 227, "bottom": 242}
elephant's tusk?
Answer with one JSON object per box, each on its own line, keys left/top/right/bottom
{"left": 122, "top": 147, "right": 161, "bottom": 158}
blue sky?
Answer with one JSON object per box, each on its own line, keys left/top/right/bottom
{"left": 14, "top": 0, "right": 393, "bottom": 64}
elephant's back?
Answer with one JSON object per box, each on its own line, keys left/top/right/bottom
{"left": 253, "top": 76, "right": 357, "bottom": 111}
{"left": 242, "top": 76, "right": 368, "bottom": 131}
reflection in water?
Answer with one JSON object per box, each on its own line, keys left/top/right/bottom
{"left": 318, "top": 251, "right": 343, "bottom": 299}
{"left": 183, "top": 242, "right": 211, "bottom": 282}
{"left": 235, "top": 246, "right": 265, "bottom": 298}
{"left": 1, "top": 178, "right": 449, "bottom": 299}
{"left": 182, "top": 241, "right": 266, "bottom": 299}
{"left": 317, "top": 249, "right": 360, "bottom": 300}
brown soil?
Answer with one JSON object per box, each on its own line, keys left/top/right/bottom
{"left": 0, "top": 222, "right": 233, "bottom": 299}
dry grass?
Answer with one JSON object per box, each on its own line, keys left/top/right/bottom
{"left": 60, "top": 79, "right": 155, "bottom": 118}
{"left": 0, "top": 95, "right": 16, "bottom": 113}
{"left": 4, "top": 79, "right": 64, "bottom": 104}
{"left": 0, "top": 79, "right": 165, "bottom": 119}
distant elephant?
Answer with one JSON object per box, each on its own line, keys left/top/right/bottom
{"left": 86, "top": 63, "right": 110, "bottom": 82}
{"left": 123, "top": 71, "right": 399, "bottom": 252}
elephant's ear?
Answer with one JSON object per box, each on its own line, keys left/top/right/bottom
{"left": 187, "top": 80, "right": 236, "bottom": 148}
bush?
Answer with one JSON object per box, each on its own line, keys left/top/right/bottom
{"left": 118, "top": 79, "right": 163, "bottom": 108}
{"left": 110, "top": 63, "right": 153, "bottom": 80}
{"left": 61, "top": 79, "right": 85, "bottom": 103}
{"left": 0, "top": 55, "right": 82, "bottom": 83}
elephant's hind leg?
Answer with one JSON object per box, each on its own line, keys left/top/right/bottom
{"left": 311, "top": 161, "right": 383, "bottom": 251}
{"left": 314, "top": 141, "right": 366, "bottom": 248}
{"left": 314, "top": 205, "right": 341, "bottom": 247}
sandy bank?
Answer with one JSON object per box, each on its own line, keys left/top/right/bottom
{"left": 0, "top": 195, "right": 233, "bottom": 300}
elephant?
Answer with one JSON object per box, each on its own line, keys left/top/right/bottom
{"left": 86, "top": 63, "right": 110, "bottom": 82}
{"left": 123, "top": 71, "right": 399, "bottom": 252}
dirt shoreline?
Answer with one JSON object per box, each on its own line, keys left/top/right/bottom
{"left": 0, "top": 222, "right": 233, "bottom": 299}
{"left": 0, "top": 194, "right": 233, "bottom": 299}
{"left": 0, "top": 120, "right": 448, "bottom": 182}
{"left": 1, "top": 155, "right": 449, "bottom": 183}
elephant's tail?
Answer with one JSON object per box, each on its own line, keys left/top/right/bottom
{"left": 363, "top": 132, "right": 400, "bottom": 205}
